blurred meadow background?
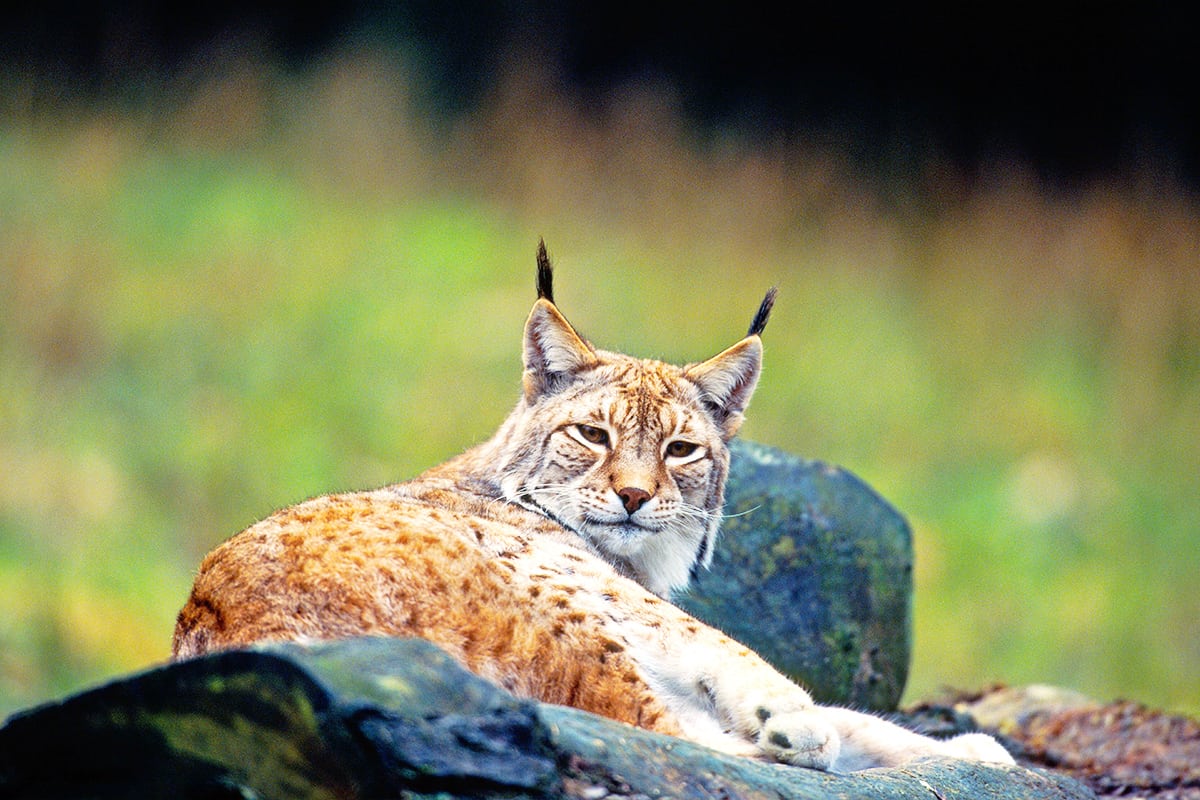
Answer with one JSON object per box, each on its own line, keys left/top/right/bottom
{"left": 2, "top": 6, "right": 1197, "bottom": 720}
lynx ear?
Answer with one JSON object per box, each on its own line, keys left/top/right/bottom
{"left": 523, "top": 240, "right": 596, "bottom": 400}
{"left": 522, "top": 300, "right": 597, "bottom": 401}
{"left": 685, "top": 287, "right": 774, "bottom": 436}
{"left": 685, "top": 337, "right": 763, "bottom": 438}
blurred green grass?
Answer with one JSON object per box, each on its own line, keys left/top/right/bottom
{"left": 2, "top": 50, "right": 1197, "bottom": 720}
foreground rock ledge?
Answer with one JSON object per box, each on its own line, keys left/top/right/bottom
{"left": 0, "top": 638, "right": 1093, "bottom": 800}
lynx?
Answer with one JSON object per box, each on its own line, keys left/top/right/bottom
{"left": 173, "top": 242, "right": 1013, "bottom": 772}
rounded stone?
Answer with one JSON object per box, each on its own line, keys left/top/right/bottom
{"left": 677, "top": 439, "right": 913, "bottom": 711}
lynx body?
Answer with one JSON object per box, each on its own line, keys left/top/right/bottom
{"left": 174, "top": 244, "right": 1012, "bottom": 771}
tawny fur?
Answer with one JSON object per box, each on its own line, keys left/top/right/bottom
{"left": 174, "top": 243, "right": 1014, "bottom": 772}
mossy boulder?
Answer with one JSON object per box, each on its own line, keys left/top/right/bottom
{"left": 681, "top": 439, "right": 912, "bottom": 710}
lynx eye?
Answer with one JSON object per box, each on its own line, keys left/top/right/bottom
{"left": 665, "top": 440, "right": 700, "bottom": 459}
{"left": 573, "top": 424, "right": 610, "bottom": 447}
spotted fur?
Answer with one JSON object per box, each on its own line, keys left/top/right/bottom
{"left": 173, "top": 244, "right": 1014, "bottom": 771}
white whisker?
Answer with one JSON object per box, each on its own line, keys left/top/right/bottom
{"left": 719, "top": 504, "right": 762, "bottom": 520}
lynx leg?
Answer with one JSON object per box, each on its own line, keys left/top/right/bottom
{"left": 644, "top": 639, "right": 842, "bottom": 769}
{"left": 813, "top": 705, "right": 1015, "bottom": 772}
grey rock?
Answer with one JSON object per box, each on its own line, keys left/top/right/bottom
{"left": 0, "top": 637, "right": 1094, "bottom": 800}
{"left": 681, "top": 439, "right": 912, "bottom": 710}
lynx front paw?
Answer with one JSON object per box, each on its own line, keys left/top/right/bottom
{"left": 757, "top": 710, "right": 841, "bottom": 770}
{"left": 939, "top": 732, "right": 1015, "bottom": 765}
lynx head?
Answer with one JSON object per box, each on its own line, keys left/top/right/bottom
{"left": 494, "top": 240, "right": 776, "bottom": 597}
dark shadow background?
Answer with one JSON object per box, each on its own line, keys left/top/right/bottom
{"left": 5, "top": 1, "right": 1197, "bottom": 188}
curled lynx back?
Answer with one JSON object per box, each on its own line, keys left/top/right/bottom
{"left": 484, "top": 242, "right": 776, "bottom": 596}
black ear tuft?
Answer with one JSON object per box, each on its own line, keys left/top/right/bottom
{"left": 747, "top": 287, "right": 778, "bottom": 337}
{"left": 536, "top": 238, "right": 554, "bottom": 303}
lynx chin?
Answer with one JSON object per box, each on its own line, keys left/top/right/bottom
{"left": 173, "top": 241, "right": 1013, "bottom": 772}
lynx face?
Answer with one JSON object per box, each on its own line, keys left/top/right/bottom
{"left": 497, "top": 354, "right": 735, "bottom": 596}
{"left": 486, "top": 263, "right": 772, "bottom": 597}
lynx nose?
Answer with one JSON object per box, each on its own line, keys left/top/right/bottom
{"left": 616, "top": 486, "right": 652, "bottom": 514}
